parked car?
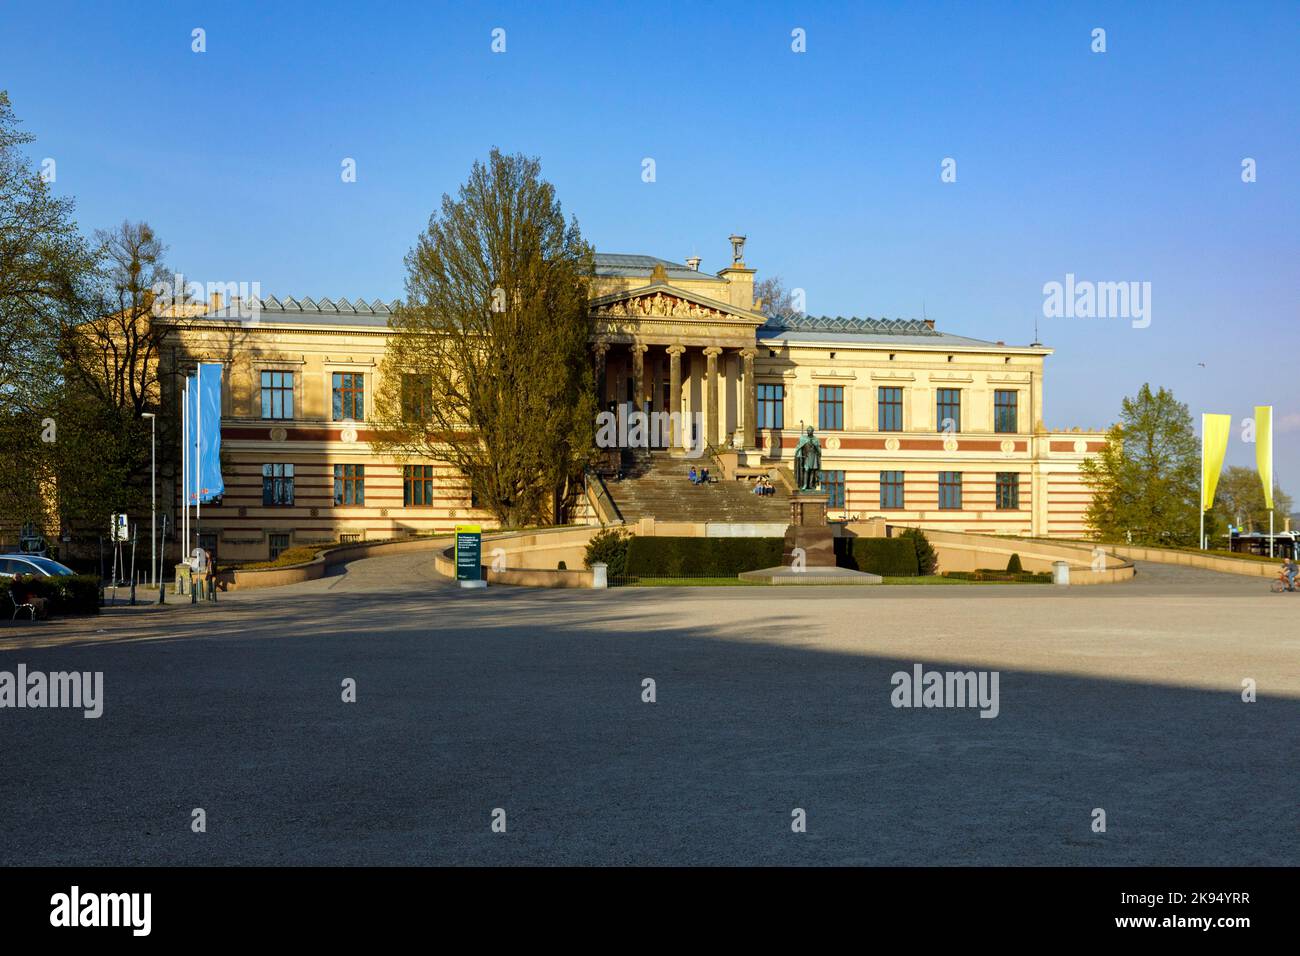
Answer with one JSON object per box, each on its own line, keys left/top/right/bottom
{"left": 0, "top": 554, "right": 76, "bottom": 578}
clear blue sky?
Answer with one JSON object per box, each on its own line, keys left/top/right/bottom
{"left": 4, "top": 1, "right": 1298, "bottom": 495}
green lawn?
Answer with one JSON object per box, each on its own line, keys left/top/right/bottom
{"left": 613, "top": 574, "right": 1016, "bottom": 587}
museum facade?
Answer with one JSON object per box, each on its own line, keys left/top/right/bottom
{"left": 158, "top": 237, "right": 1104, "bottom": 562}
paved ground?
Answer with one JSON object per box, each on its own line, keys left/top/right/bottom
{"left": 1, "top": 551, "right": 1295, "bottom": 866}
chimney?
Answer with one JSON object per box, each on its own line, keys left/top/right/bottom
{"left": 685, "top": 256, "right": 701, "bottom": 272}
{"left": 209, "top": 291, "right": 223, "bottom": 314}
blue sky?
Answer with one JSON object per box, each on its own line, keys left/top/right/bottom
{"left": 3, "top": 0, "right": 1298, "bottom": 493}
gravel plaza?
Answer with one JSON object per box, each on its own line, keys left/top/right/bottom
{"left": 1, "top": 551, "right": 1294, "bottom": 867}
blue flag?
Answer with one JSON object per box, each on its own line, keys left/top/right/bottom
{"left": 184, "top": 363, "right": 224, "bottom": 504}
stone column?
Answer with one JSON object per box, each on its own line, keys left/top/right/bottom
{"left": 593, "top": 342, "right": 608, "bottom": 407}
{"left": 667, "top": 345, "right": 685, "bottom": 451}
{"left": 740, "top": 348, "right": 758, "bottom": 450}
{"left": 704, "top": 346, "right": 722, "bottom": 449}
{"left": 631, "top": 344, "right": 647, "bottom": 413}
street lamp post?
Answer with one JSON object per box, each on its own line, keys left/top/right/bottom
{"left": 142, "top": 412, "right": 156, "bottom": 588}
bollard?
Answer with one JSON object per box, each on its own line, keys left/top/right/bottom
{"left": 1052, "top": 560, "right": 1070, "bottom": 586}
{"left": 590, "top": 562, "right": 608, "bottom": 589}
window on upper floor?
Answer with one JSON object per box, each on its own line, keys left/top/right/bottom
{"left": 936, "top": 388, "right": 961, "bottom": 434}
{"left": 332, "top": 372, "right": 364, "bottom": 421}
{"left": 878, "top": 387, "right": 902, "bottom": 432}
{"left": 757, "top": 384, "right": 784, "bottom": 430}
{"left": 994, "top": 390, "right": 1019, "bottom": 434}
{"left": 260, "top": 371, "right": 294, "bottom": 419}
{"left": 401, "top": 374, "right": 432, "bottom": 423}
{"left": 818, "top": 385, "right": 844, "bottom": 431}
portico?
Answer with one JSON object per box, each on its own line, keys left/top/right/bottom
{"left": 590, "top": 262, "right": 766, "bottom": 454}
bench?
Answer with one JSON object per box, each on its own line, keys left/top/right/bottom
{"left": 8, "top": 589, "right": 36, "bottom": 621}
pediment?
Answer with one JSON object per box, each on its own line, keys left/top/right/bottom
{"left": 590, "top": 284, "right": 764, "bottom": 325}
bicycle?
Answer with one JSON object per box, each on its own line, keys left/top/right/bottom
{"left": 1269, "top": 569, "right": 1298, "bottom": 592}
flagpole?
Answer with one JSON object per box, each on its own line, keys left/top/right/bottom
{"left": 1199, "top": 439, "right": 1205, "bottom": 551}
{"left": 1268, "top": 419, "right": 1274, "bottom": 558}
{"left": 182, "top": 376, "right": 189, "bottom": 564}
{"left": 195, "top": 366, "right": 201, "bottom": 555}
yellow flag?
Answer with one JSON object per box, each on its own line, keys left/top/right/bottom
{"left": 1201, "top": 413, "right": 1231, "bottom": 511}
{"left": 1255, "top": 405, "right": 1273, "bottom": 510}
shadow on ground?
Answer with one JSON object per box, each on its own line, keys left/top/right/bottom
{"left": 0, "top": 568, "right": 1294, "bottom": 866}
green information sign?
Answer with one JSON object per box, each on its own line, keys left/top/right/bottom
{"left": 454, "top": 525, "right": 483, "bottom": 585}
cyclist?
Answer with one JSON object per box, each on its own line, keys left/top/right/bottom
{"left": 1283, "top": 555, "right": 1298, "bottom": 592}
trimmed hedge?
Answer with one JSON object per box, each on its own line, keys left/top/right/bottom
{"left": 624, "top": 536, "right": 783, "bottom": 577}
{"left": 944, "top": 569, "right": 1052, "bottom": 583}
{"left": 0, "top": 574, "right": 101, "bottom": 616}
{"left": 835, "top": 537, "right": 919, "bottom": 576}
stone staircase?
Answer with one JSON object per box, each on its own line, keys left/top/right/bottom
{"left": 606, "top": 451, "right": 790, "bottom": 524}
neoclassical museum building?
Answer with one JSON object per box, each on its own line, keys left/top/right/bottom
{"left": 159, "top": 236, "right": 1104, "bottom": 562}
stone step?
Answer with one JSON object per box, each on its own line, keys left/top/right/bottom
{"left": 607, "top": 453, "right": 789, "bottom": 524}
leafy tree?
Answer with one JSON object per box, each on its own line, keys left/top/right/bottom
{"left": 1212, "top": 465, "right": 1292, "bottom": 532}
{"left": 0, "top": 90, "right": 95, "bottom": 539}
{"left": 372, "top": 149, "right": 595, "bottom": 527}
{"left": 1081, "top": 384, "right": 1201, "bottom": 545}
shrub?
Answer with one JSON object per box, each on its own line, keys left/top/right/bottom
{"left": 237, "top": 546, "right": 327, "bottom": 571}
{"left": 623, "top": 536, "right": 783, "bottom": 577}
{"left": 585, "top": 527, "right": 632, "bottom": 577}
{"left": 899, "top": 528, "right": 939, "bottom": 575}
{"left": 835, "top": 536, "right": 919, "bottom": 576}
{"left": 1006, "top": 553, "right": 1023, "bottom": 573}
{"left": 0, "top": 574, "right": 101, "bottom": 616}
{"left": 557, "top": 560, "right": 567, "bottom": 570}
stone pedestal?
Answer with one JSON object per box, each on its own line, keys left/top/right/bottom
{"left": 783, "top": 490, "right": 835, "bottom": 568}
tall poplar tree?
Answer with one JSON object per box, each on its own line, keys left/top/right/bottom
{"left": 372, "top": 149, "right": 595, "bottom": 527}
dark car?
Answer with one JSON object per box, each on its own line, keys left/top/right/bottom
{"left": 0, "top": 554, "right": 76, "bottom": 578}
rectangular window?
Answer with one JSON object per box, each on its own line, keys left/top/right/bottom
{"left": 818, "top": 385, "right": 844, "bottom": 431}
{"left": 261, "top": 463, "right": 295, "bottom": 506}
{"left": 401, "top": 374, "right": 431, "bottom": 423}
{"left": 403, "top": 465, "right": 435, "bottom": 507}
{"left": 332, "top": 372, "right": 364, "bottom": 421}
{"left": 994, "top": 389, "right": 1018, "bottom": 434}
{"left": 938, "top": 471, "right": 962, "bottom": 510}
{"left": 996, "top": 472, "right": 1020, "bottom": 510}
{"left": 268, "top": 533, "right": 291, "bottom": 560}
{"left": 757, "top": 384, "right": 784, "bottom": 430}
{"left": 260, "top": 371, "right": 294, "bottom": 419}
{"left": 822, "top": 469, "right": 845, "bottom": 508}
{"left": 334, "top": 464, "right": 365, "bottom": 505}
{"left": 878, "top": 387, "right": 902, "bottom": 432}
{"left": 936, "top": 388, "right": 961, "bottom": 433}
{"left": 880, "top": 470, "right": 905, "bottom": 510}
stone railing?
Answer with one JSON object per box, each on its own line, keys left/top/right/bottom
{"left": 843, "top": 519, "right": 1134, "bottom": 586}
